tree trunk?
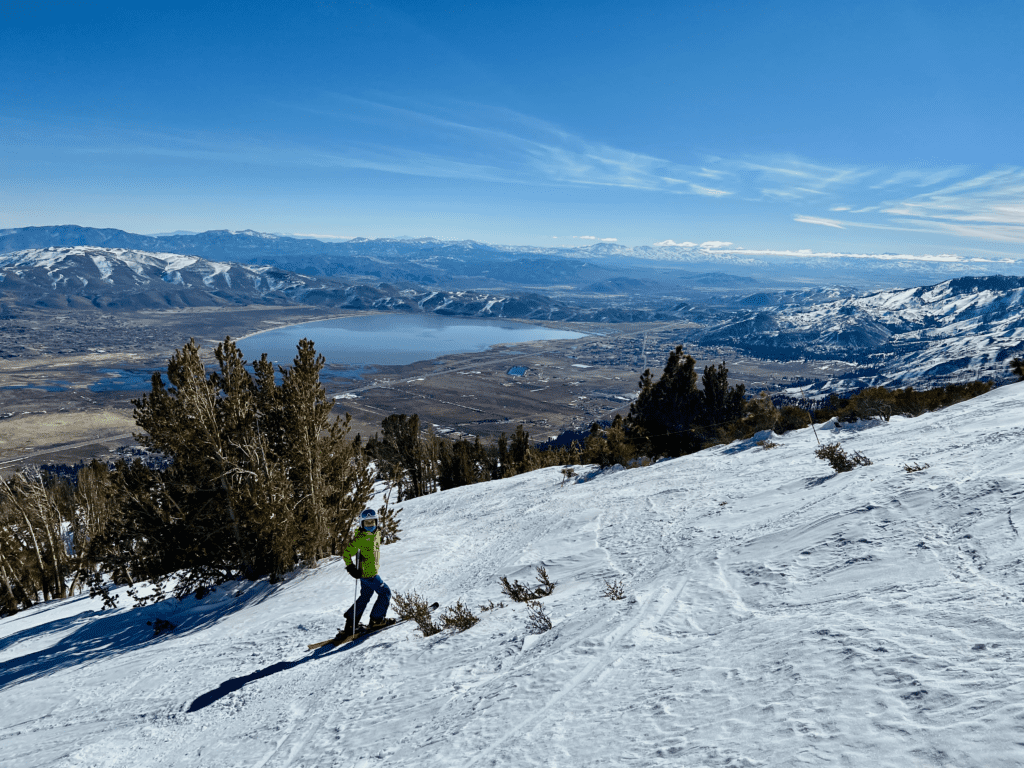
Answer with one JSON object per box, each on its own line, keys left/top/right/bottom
{"left": 35, "top": 490, "right": 67, "bottom": 600}
{"left": 20, "top": 508, "right": 51, "bottom": 602}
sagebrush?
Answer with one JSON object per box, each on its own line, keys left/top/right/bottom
{"left": 525, "top": 601, "right": 553, "bottom": 633}
{"left": 601, "top": 579, "right": 626, "bottom": 600}
{"left": 815, "top": 441, "right": 872, "bottom": 473}
{"left": 392, "top": 591, "right": 441, "bottom": 637}
{"left": 439, "top": 601, "right": 479, "bottom": 632}
{"left": 500, "top": 565, "right": 556, "bottom": 602}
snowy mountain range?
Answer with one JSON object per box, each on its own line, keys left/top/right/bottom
{"left": 0, "top": 246, "right": 693, "bottom": 322}
{"left": 4, "top": 224, "right": 1013, "bottom": 291}
{"left": 0, "top": 246, "right": 335, "bottom": 310}
{"left": 3, "top": 382, "right": 1023, "bottom": 766}
{"left": 701, "top": 275, "right": 1024, "bottom": 390}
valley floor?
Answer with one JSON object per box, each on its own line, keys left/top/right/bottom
{"left": 2, "top": 384, "right": 1023, "bottom": 766}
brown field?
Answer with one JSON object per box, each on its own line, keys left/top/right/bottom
{"left": 0, "top": 308, "right": 841, "bottom": 470}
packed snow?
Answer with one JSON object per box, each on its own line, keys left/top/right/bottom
{"left": 2, "top": 384, "right": 1024, "bottom": 767}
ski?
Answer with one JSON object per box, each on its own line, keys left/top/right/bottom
{"left": 307, "top": 602, "right": 440, "bottom": 650}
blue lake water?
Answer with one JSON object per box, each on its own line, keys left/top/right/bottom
{"left": 236, "top": 313, "right": 586, "bottom": 368}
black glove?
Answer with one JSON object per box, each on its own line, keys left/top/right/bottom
{"left": 346, "top": 563, "right": 361, "bottom": 579}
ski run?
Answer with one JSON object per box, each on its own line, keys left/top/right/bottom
{"left": 3, "top": 382, "right": 1024, "bottom": 767}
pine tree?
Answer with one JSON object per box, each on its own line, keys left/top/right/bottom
{"left": 112, "top": 336, "right": 372, "bottom": 599}
{"left": 438, "top": 438, "right": 489, "bottom": 490}
{"left": 373, "top": 414, "right": 433, "bottom": 500}
{"left": 627, "top": 346, "right": 703, "bottom": 456}
{"left": 509, "top": 424, "right": 535, "bottom": 475}
{"left": 700, "top": 362, "right": 745, "bottom": 438}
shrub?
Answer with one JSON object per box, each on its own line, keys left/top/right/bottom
{"left": 815, "top": 441, "right": 872, "bottom": 473}
{"left": 392, "top": 590, "right": 441, "bottom": 637}
{"left": 757, "top": 439, "right": 778, "bottom": 450}
{"left": 812, "top": 381, "right": 993, "bottom": 423}
{"left": 736, "top": 391, "right": 779, "bottom": 438}
{"left": 439, "top": 601, "right": 479, "bottom": 632}
{"left": 478, "top": 599, "right": 506, "bottom": 612}
{"left": 500, "top": 565, "right": 556, "bottom": 602}
{"left": 903, "top": 462, "right": 930, "bottom": 473}
{"left": 601, "top": 579, "right": 626, "bottom": 600}
{"left": 776, "top": 405, "right": 811, "bottom": 433}
{"left": 525, "top": 601, "right": 553, "bottom": 634}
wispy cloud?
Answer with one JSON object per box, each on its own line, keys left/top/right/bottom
{"left": 723, "top": 157, "right": 876, "bottom": 199}
{"left": 23, "top": 97, "right": 737, "bottom": 198}
{"left": 794, "top": 215, "right": 846, "bottom": 229}
{"left": 871, "top": 166, "right": 971, "bottom": 189}
{"left": 8, "top": 103, "right": 1023, "bottom": 249}
{"left": 880, "top": 169, "right": 1024, "bottom": 243}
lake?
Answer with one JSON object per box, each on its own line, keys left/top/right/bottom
{"left": 235, "top": 313, "right": 586, "bottom": 369}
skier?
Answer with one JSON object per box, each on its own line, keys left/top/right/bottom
{"left": 339, "top": 508, "right": 394, "bottom": 639}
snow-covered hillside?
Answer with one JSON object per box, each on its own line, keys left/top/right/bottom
{"left": 705, "top": 275, "right": 1024, "bottom": 392}
{"left": 0, "top": 246, "right": 329, "bottom": 309}
{"left": 3, "top": 384, "right": 1024, "bottom": 767}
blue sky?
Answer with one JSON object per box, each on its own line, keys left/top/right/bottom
{"left": 2, "top": 0, "right": 1023, "bottom": 261}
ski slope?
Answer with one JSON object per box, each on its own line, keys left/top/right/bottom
{"left": 3, "top": 384, "right": 1024, "bottom": 767}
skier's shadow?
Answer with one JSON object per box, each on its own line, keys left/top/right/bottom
{"left": 186, "top": 632, "right": 379, "bottom": 712}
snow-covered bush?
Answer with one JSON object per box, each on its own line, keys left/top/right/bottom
{"left": 815, "top": 441, "right": 872, "bottom": 473}
{"left": 439, "top": 601, "right": 479, "bottom": 632}
{"left": 525, "top": 601, "right": 553, "bottom": 633}
{"left": 500, "top": 565, "right": 556, "bottom": 602}
{"left": 601, "top": 579, "right": 626, "bottom": 600}
{"left": 392, "top": 590, "right": 441, "bottom": 637}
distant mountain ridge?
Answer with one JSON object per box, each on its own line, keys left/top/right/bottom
{"left": 3, "top": 229, "right": 1023, "bottom": 390}
{"left": 3, "top": 224, "right": 1010, "bottom": 291}
{"left": 0, "top": 246, "right": 333, "bottom": 310}
{"left": 0, "top": 246, "right": 695, "bottom": 322}
{"left": 0, "top": 225, "right": 776, "bottom": 297}
{"left": 701, "top": 275, "right": 1024, "bottom": 390}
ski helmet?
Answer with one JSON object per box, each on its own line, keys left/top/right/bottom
{"left": 360, "top": 508, "right": 379, "bottom": 530}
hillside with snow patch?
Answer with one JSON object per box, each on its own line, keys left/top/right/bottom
{"left": 703, "top": 275, "right": 1024, "bottom": 392}
{"left": 0, "top": 247, "right": 329, "bottom": 310}
{"left": 2, "top": 383, "right": 1024, "bottom": 767}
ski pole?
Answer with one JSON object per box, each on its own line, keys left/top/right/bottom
{"left": 353, "top": 549, "right": 362, "bottom": 633}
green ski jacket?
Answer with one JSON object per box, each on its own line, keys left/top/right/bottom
{"left": 342, "top": 529, "right": 381, "bottom": 578}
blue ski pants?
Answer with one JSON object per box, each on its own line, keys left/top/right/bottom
{"left": 345, "top": 575, "right": 391, "bottom": 625}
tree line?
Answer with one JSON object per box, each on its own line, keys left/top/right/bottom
{"left": 0, "top": 341, "right": 1010, "bottom": 616}
{"left": 1, "top": 338, "right": 372, "bottom": 615}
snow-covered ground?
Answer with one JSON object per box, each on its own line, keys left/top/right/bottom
{"left": 3, "top": 384, "right": 1024, "bottom": 767}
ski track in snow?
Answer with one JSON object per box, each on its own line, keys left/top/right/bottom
{"left": 3, "top": 385, "right": 1024, "bottom": 766}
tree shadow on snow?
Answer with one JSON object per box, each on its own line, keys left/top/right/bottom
{"left": 0, "top": 581, "right": 277, "bottom": 692}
